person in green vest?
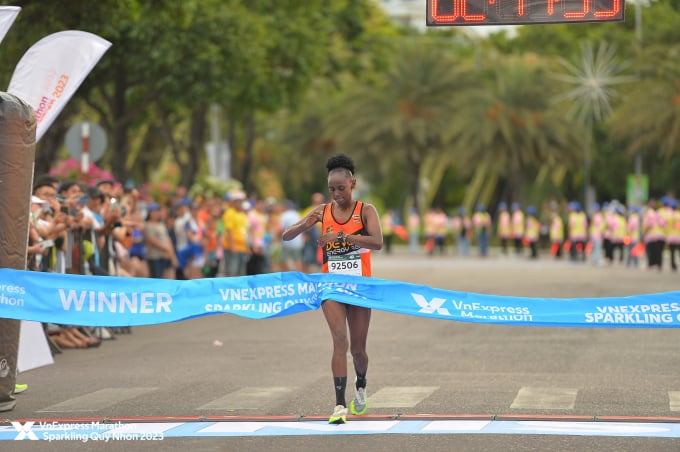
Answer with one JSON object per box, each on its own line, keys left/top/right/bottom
{"left": 549, "top": 206, "right": 564, "bottom": 259}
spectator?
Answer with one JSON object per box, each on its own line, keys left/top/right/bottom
{"left": 300, "top": 192, "right": 324, "bottom": 273}
{"left": 144, "top": 202, "right": 177, "bottom": 279}
{"left": 279, "top": 200, "right": 304, "bottom": 272}
{"left": 222, "top": 193, "right": 250, "bottom": 276}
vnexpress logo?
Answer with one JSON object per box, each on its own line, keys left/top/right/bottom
{"left": 11, "top": 421, "right": 39, "bottom": 440}
{"left": 412, "top": 293, "right": 451, "bottom": 316}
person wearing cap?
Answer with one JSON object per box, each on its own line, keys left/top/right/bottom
{"left": 31, "top": 178, "right": 69, "bottom": 272}
{"left": 608, "top": 204, "right": 627, "bottom": 265}
{"left": 567, "top": 201, "right": 587, "bottom": 262}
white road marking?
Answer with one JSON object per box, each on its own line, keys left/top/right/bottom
{"left": 197, "top": 387, "right": 295, "bottom": 410}
{"left": 668, "top": 391, "right": 680, "bottom": 411}
{"left": 422, "top": 421, "right": 491, "bottom": 431}
{"left": 368, "top": 386, "right": 439, "bottom": 408}
{"left": 38, "top": 388, "right": 159, "bottom": 412}
{"left": 510, "top": 387, "right": 577, "bottom": 410}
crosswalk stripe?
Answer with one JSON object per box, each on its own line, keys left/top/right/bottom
{"left": 38, "top": 388, "right": 159, "bottom": 412}
{"left": 367, "top": 386, "right": 439, "bottom": 408}
{"left": 668, "top": 391, "right": 680, "bottom": 411}
{"left": 510, "top": 387, "right": 577, "bottom": 410}
{"left": 197, "top": 387, "right": 295, "bottom": 410}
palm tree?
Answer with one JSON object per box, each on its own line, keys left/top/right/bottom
{"left": 608, "top": 43, "right": 680, "bottom": 161}
{"left": 326, "top": 38, "right": 472, "bottom": 215}
{"left": 552, "top": 42, "right": 635, "bottom": 207}
{"left": 452, "top": 53, "right": 583, "bottom": 205}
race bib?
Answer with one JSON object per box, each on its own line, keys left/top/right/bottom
{"left": 328, "top": 253, "right": 362, "bottom": 276}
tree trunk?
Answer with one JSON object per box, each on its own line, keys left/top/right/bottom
{"left": 239, "top": 112, "right": 256, "bottom": 193}
{"left": 109, "top": 71, "right": 130, "bottom": 183}
{"left": 406, "top": 145, "right": 423, "bottom": 215}
{"left": 181, "top": 104, "right": 208, "bottom": 189}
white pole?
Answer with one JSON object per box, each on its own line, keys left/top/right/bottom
{"left": 81, "top": 122, "right": 90, "bottom": 173}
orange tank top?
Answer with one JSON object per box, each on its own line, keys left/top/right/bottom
{"left": 321, "top": 201, "right": 372, "bottom": 277}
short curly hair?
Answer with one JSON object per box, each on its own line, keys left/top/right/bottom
{"left": 326, "top": 154, "right": 355, "bottom": 175}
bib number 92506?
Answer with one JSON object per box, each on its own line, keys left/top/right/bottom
{"left": 328, "top": 254, "right": 362, "bottom": 276}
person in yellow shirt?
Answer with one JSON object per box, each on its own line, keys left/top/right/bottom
{"left": 567, "top": 201, "right": 588, "bottom": 262}
{"left": 511, "top": 202, "right": 525, "bottom": 256}
{"left": 222, "top": 192, "right": 249, "bottom": 276}
{"left": 220, "top": 194, "right": 237, "bottom": 276}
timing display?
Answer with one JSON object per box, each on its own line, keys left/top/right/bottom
{"left": 427, "top": 0, "right": 625, "bottom": 26}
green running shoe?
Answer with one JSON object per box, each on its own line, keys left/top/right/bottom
{"left": 350, "top": 386, "right": 368, "bottom": 415}
{"left": 328, "top": 405, "right": 347, "bottom": 424}
{"left": 14, "top": 383, "right": 28, "bottom": 394}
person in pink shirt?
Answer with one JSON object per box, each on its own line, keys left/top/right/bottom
{"left": 496, "top": 202, "right": 511, "bottom": 256}
{"left": 407, "top": 207, "right": 421, "bottom": 255}
{"left": 433, "top": 208, "right": 448, "bottom": 255}
{"left": 607, "top": 205, "right": 627, "bottom": 264}
{"left": 588, "top": 203, "right": 604, "bottom": 266}
{"left": 510, "top": 202, "right": 524, "bottom": 256}
{"left": 626, "top": 205, "right": 643, "bottom": 268}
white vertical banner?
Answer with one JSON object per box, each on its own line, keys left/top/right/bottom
{"left": 0, "top": 6, "right": 20, "bottom": 45}
{"left": 7, "top": 30, "right": 112, "bottom": 142}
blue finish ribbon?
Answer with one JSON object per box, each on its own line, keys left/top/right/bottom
{"left": 1, "top": 268, "right": 680, "bottom": 328}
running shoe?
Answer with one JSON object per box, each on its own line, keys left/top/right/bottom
{"left": 328, "top": 405, "right": 348, "bottom": 424}
{"left": 350, "top": 385, "right": 368, "bottom": 415}
{"left": 14, "top": 383, "right": 28, "bottom": 394}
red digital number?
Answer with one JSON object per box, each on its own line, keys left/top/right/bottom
{"left": 430, "top": 0, "right": 486, "bottom": 23}
{"left": 559, "top": 0, "right": 622, "bottom": 19}
{"left": 594, "top": 0, "right": 621, "bottom": 18}
{"left": 564, "top": 0, "right": 591, "bottom": 18}
{"left": 428, "top": 0, "right": 623, "bottom": 24}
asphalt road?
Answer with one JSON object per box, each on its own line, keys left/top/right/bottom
{"left": 5, "top": 247, "right": 680, "bottom": 451}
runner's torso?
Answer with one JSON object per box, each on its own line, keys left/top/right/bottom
{"left": 321, "top": 201, "right": 371, "bottom": 277}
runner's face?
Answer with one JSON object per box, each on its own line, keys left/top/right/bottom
{"left": 328, "top": 172, "right": 354, "bottom": 208}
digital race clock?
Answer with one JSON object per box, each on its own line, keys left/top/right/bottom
{"left": 427, "top": 0, "right": 625, "bottom": 26}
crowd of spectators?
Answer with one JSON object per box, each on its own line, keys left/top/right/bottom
{"left": 27, "top": 174, "right": 324, "bottom": 353}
